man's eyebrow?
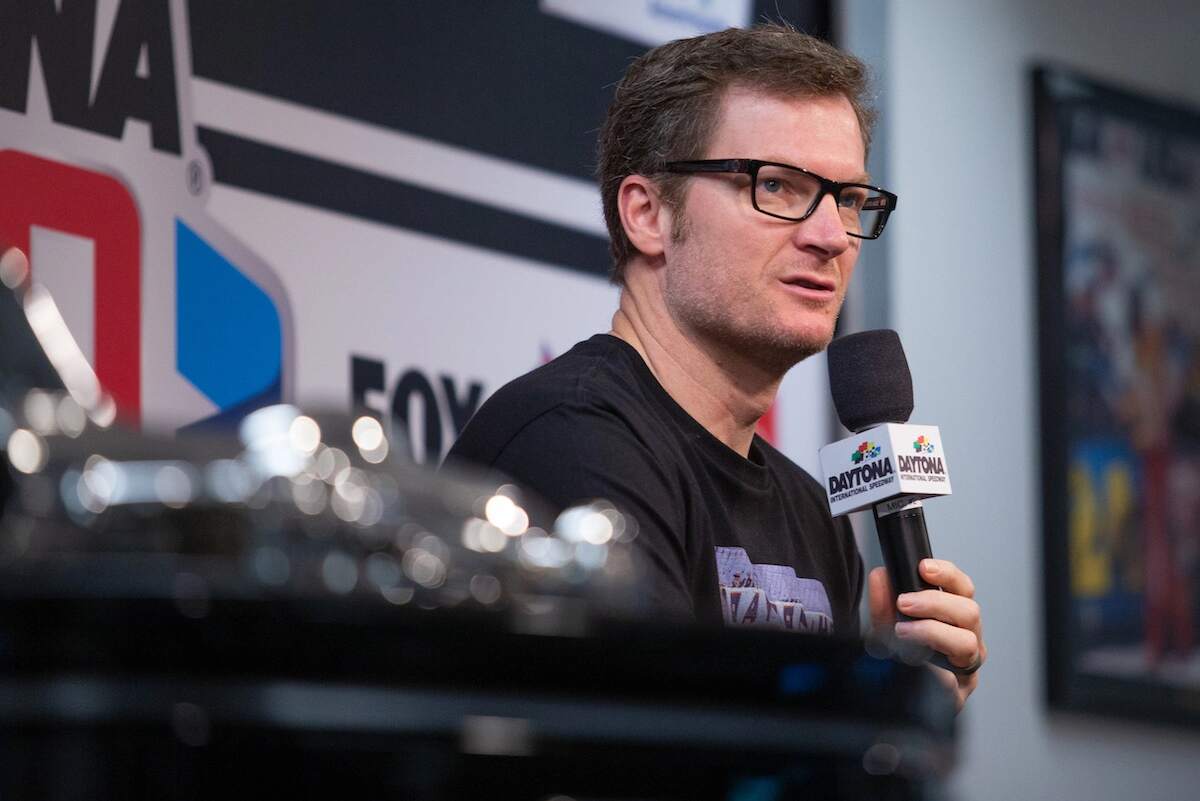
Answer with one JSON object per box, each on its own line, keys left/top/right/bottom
{"left": 761, "top": 157, "right": 872, "bottom": 184}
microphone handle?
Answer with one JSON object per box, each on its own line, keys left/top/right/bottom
{"left": 872, "top": 501, "right": 970, "bottom": 675}
{"left": 872, "top": 502, "right": 938, "bottom": 612}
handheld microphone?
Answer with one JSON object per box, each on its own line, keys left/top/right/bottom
{"left": 819, "top": 330, "right": 952, "bottom": 602}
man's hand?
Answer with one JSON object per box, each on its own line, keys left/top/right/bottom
{"left": 868, "top": 559, "right": 985, "bottom": 712}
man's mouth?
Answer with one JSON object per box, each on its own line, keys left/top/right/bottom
{"left": 780, "top": 274, "right": 837, "bottom": 297}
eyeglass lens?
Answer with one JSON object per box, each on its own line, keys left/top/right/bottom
{"left": 754, "top": 164, "right": 888, "bottom": 236}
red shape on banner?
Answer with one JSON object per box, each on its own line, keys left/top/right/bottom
{"left": 0, "top": 150, "right": 141, "bottom": 424}
{"left": 756, "top": 402, "right": 777, "bottom": 445}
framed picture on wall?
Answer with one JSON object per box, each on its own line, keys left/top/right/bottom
{"left": 1036, "top": 66, "right": 1200, "bottom": 726}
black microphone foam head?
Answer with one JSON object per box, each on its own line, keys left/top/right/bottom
{"left": 827, "top": 329, "right": 914, "bottom": 431}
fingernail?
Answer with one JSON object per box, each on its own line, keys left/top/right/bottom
{"left": 897, "top": 593, "right": 915, "bottom": 610}
{"left": 894, "top": 621, "right": 914, "bottom": 637}
{"left": 922, "top": 559, "right": 940, "bottom": 575}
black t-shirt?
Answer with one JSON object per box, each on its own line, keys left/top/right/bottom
{"left": 445, "top": 334, "right": 862, "bottom": 634}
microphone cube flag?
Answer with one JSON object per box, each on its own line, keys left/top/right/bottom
{"left": 818, "top": 423, "right": 953, "bottom": 517}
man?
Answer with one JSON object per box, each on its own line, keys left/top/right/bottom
{"left": 447, "top": 24, "right": 984, "bottom": 708}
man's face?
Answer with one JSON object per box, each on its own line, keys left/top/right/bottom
{"left": 660, "top": 87, "right": 866, "bottom": 369}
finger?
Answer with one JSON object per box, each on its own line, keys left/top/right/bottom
{"left": 894, "top": 618, "right": 982, "bottom": 669}
{"left": 920, "top": 558, "right": 975, "bottom": 599}
{"left": 868, "top": 566, "right": 895, "bottom": 630}
{"left": 896, "top": 589, "right": 982, "bottom": 633}
{"left": 928, "top": 661, "right": 961, "bottom": 693}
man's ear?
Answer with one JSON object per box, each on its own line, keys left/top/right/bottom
{"left": 617, "top": 174, "right": 671, "bottom": 261}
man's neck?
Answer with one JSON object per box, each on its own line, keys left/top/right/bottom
{"left": 609, "top": 287, "right": 783, "bottom": 458}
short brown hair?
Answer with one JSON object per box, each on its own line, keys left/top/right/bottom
{"left": 596, "top": 23, "right": 876, "bottom": 283}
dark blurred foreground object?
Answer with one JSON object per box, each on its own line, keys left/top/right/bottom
{"left": 0, "top": 598, "right": 954, "bottom": 800}
{"left": 0, "top": 246, "right": 956, "bottom": 800}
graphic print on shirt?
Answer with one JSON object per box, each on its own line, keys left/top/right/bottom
{"left": 715, "top": 546, "right": 833, "bottom": 633}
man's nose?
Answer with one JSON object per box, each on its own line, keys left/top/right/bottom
{"left": 794, "top": 192, "right": 851, "bottom": 256}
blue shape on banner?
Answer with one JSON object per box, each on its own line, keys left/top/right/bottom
{"left": 176, "top": 219, "right": 281, "bottom": 411}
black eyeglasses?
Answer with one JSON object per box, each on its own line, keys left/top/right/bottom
{"left": 661, "top": 158, "right": 897, "bottom": 239}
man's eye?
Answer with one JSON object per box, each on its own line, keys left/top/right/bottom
{"left": 840, "top": 189, "right": 868, "bottom": 209}
{"left": 759, "top": 177, "right": 795, "bottom": 195}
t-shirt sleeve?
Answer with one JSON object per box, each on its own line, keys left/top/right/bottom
{"left": 478, "top": 402, "right": 695, "bottom": 620}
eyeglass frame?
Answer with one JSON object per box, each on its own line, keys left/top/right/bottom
{"left": 660, "top": 158, "right": 898, "bottom": 240}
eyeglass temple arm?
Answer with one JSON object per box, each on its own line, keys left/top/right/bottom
{"left": 661, "top": 159, "right": 750, "bottom": 174}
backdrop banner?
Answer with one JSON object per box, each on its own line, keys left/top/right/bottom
{"left": 0, "top": 0, "right": 831, "bottom": 472}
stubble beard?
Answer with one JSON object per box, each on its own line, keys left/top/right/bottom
{"left": 662, "top": 243, "right": 840, "bottom": 377}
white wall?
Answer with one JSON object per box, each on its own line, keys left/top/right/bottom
{"left": 869, "top": 0, "right": 1200, "bottom": 798}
